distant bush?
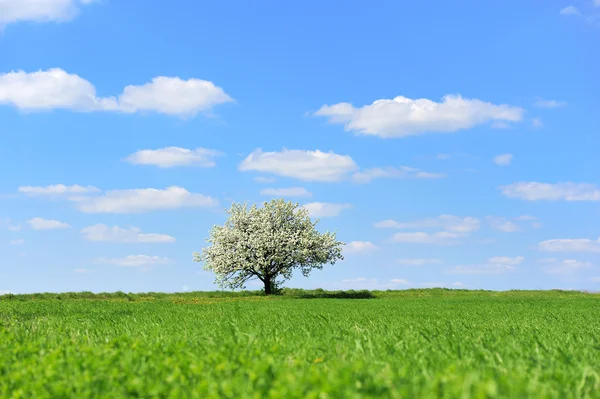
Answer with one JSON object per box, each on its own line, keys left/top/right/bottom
{"left": 281, "top": 288, "right": 375, "bottom": 299}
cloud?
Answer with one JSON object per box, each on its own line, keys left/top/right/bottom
{"left": 19, "top": 184, "right": 100, "bottom": 196}
{"left": 538, "top": 237, "right": 600, "bottom": 253}
{"left": 3, "top": 218, "right": 21, "bottom": 232}
{"left": 259, "top": 187, "right": 312, "bottom": 197}
{"left": 516, "top": 215, "right": 536, "bottom": 221}
{"left": 344, "top": 241, "right": 378, "bottom": 254}
{"left": 493, "top": 153, "right": 513, "bottom": 166}
{"left": 559, "top": 3, "right": 600, "bottom": 25}
{"left": 351, "top": 166, "right": 445, "bottom": 183}
{"left": 117, "top": 76, "right": 233, "bottom": 116}
{"left": 9, "top": 239, "right": 24, "bottom": 245}
{"left": 94, "top": 255, "right": 171, "bottom": 268}
{"left": 375, "top": 215, "right": 480, "bottom": 233}
{"left": 302, "top": 202, "right": 352, "bottom": 218}
{"left": 71, "top": 186, "right": 219, "bottom": 213}
{"left": 560, "top": 6, "right": 581, "bottom": 15}
{"left": 449, "top": 256, "right": 524, "bottom": 274}
{"left": 487, "top": 216, "right": 520, "bottom": 233}
{"left": 0, "top": 0, "right": 96, "bottom": 25}
{"left": 0, "top": 69, "right": 232, "bottom": 117}
{"left": 533, "top": 98, "right": 567, "bottom": 108}
{"left": 74, "top": 268, "right": 94, "bottom": 274}
{"left": 240, "top": 149, "right": 444, "bottom": 184}
{"left": 341, "top": 277, "right": 374, "bottom": 284}
{"left": 390, "top": 231, "right": 462, "bottom": 245}
{"left": 81, "top": 224, "right": 176, "bottom": 243}
{"left": 253, "top": 176, "right": 276, "bottom": 184}
{"left": 313, "top": 94, "right": 524, "bottom": 138}
{"left": 532, "top": 117, "right": 544, "bottom": 128}
{"left": 124, "top": 147, "right": 222, "bottom": 168}
{"left": 500, "top": 182, "right": 600, "bottom": 201}
{"left": 239, "top": 149, "right": 358, "bottom": 182}
{"left": 539, "top": 258, "right": 594, "bottom": 274}
{"left": 396, "top": 258, "right": 442, "bottom": 266}
{"left": 337, "top": 277, "right": 409, "bottom": 290}
{"left": 26, "top": 217, "right": 70, "bottom": 230}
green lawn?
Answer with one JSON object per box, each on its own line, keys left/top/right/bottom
{"left": 1, "top": 289, "right": 599, "bottom": 398}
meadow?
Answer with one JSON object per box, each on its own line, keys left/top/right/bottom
{"left": 1, "top": 289, "right": 599, "bottom": 398}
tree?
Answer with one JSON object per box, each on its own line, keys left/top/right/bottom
{"left": 194, "top": 198, "right": 344, "bottom": 295}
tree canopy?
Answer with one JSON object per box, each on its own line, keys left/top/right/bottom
{"left": 194, "top": 198, "right": 344, "bottom": 294}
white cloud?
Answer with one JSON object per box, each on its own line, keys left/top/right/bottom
{"left": 3, "top": 218, "right": 21, "bottom": 231}
{"left": 487, "top": 216, "right": 520, "bottom": 233}
{"left": 74, "top": 268, "right": 94, "bottom": 274}
{"left": 389, "top": 279, "right": 410, "bottom": 285}
{"left": 124, "top": 147, "right": 222, "bottom": 168}
{"left": 302, "top": 202, "right": 352, "bottom": 218}
{"left": 390, "top": 231, "right": 462, "bottom": 245}
{"left": 344, "top": 241, "right": 378, "bottom": 254}
{"left": 351, "top": 166, "right": 445, "bottom": 183}
{"left": 239, "top": 149, "right": 358, "bottom": 182}
{"left": 26, "top": 217, "right": 70, "bottom": 230}
{"left": 488, "top": 256, "right": 524, "bottom": 266}
{"left": 533, "top": 98, "right": 567, "bottom": 108}
{"left": 375, "top": 215, "right": 480, "bottom": 233}
{"left": 341, "top": 277, "right": 374, "bottom": 284}
{"left": 560, "top": 5, "right": 581, "bottom": 15}
{"left": 396, "top": 258, "right": 442, "bottom": 266}
{"left": 72, "top": 186, "right": 219, "bottom": 213}
{"left": 19, "top": 184, "right": 100, "bottom": 196}
{"left": 253, "top": 176, "right": 276, "bottom": 184}
{"left": 493, "top": 153, "right": 513, "bottom": 166}
{"left": 538, "top": 238, "right": 600, "bottom": 253}
{"left": 516, "top": 215, "right": 536, "bottom": 221}
{"left": 0, "top": 0, "right": 95, "bottom": 25}
{"left": 0, "top": 69, "right": 232, "bottom": 117}
{"left": 95, "top": 255, "right": 171, "bottom": 268}
{"left": 314, "top": 94, "right": 523, "bottom": 138}
{"left": 240, "top": 149, "right": 444, "bottom": 185}
{"left": 532, "top": 117, "right": 543, "bottom": 128}
{"left": 117, "top": 76, "right": 233, "bottom": 116}
{"left": 449, "top": 256, "right": 524, "bottom": 274}
{"left": 7, "top": 223, "right": 21, "bottom": 232}
{"left": 501, "top": 182, "right": 600, "bottom": 201}
{"left": 334, "top": 277, "right": 410, "bottom": 290}
{"left": 9, "top": 239, "right": 24, "bottom": 245}
{"left": 451, "top": 282, "right": 466, "bottom": 287}
{"left": 540, "top": 258, "right": 594, "bottom": 274}
{"left": 259, "top": 187, "right": 312, "bottom": 197}
{"left": 81, "top": 224, "right": 176, "bottom": 243}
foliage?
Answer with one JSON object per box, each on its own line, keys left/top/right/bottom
{"left": 194, "top": 199, "right": 344, "bottom": 294}
{"left": 1, "top": 290, "right": 600, "bottom": 398}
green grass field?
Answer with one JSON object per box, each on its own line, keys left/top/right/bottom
{"left": 1, "top": 289, "right": 599, "bottom": 398}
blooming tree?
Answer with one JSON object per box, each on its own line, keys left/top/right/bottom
{"left": 194, "top": 198, "right": 344, "bottom": 294}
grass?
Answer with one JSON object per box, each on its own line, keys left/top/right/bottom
{"left": 1, "top": 289, "right": 599, "bottom": 398}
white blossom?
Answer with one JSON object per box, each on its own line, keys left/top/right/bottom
{"left": 194, "top": 198, "right": 344, "bottom": 294}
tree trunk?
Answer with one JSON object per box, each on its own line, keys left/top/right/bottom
{"left": 264, "top": 276, "right": 272, "bottom": 295}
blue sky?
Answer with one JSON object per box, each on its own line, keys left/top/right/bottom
{"left": 1, "top": 0, "right": 599, "bottom": 294}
